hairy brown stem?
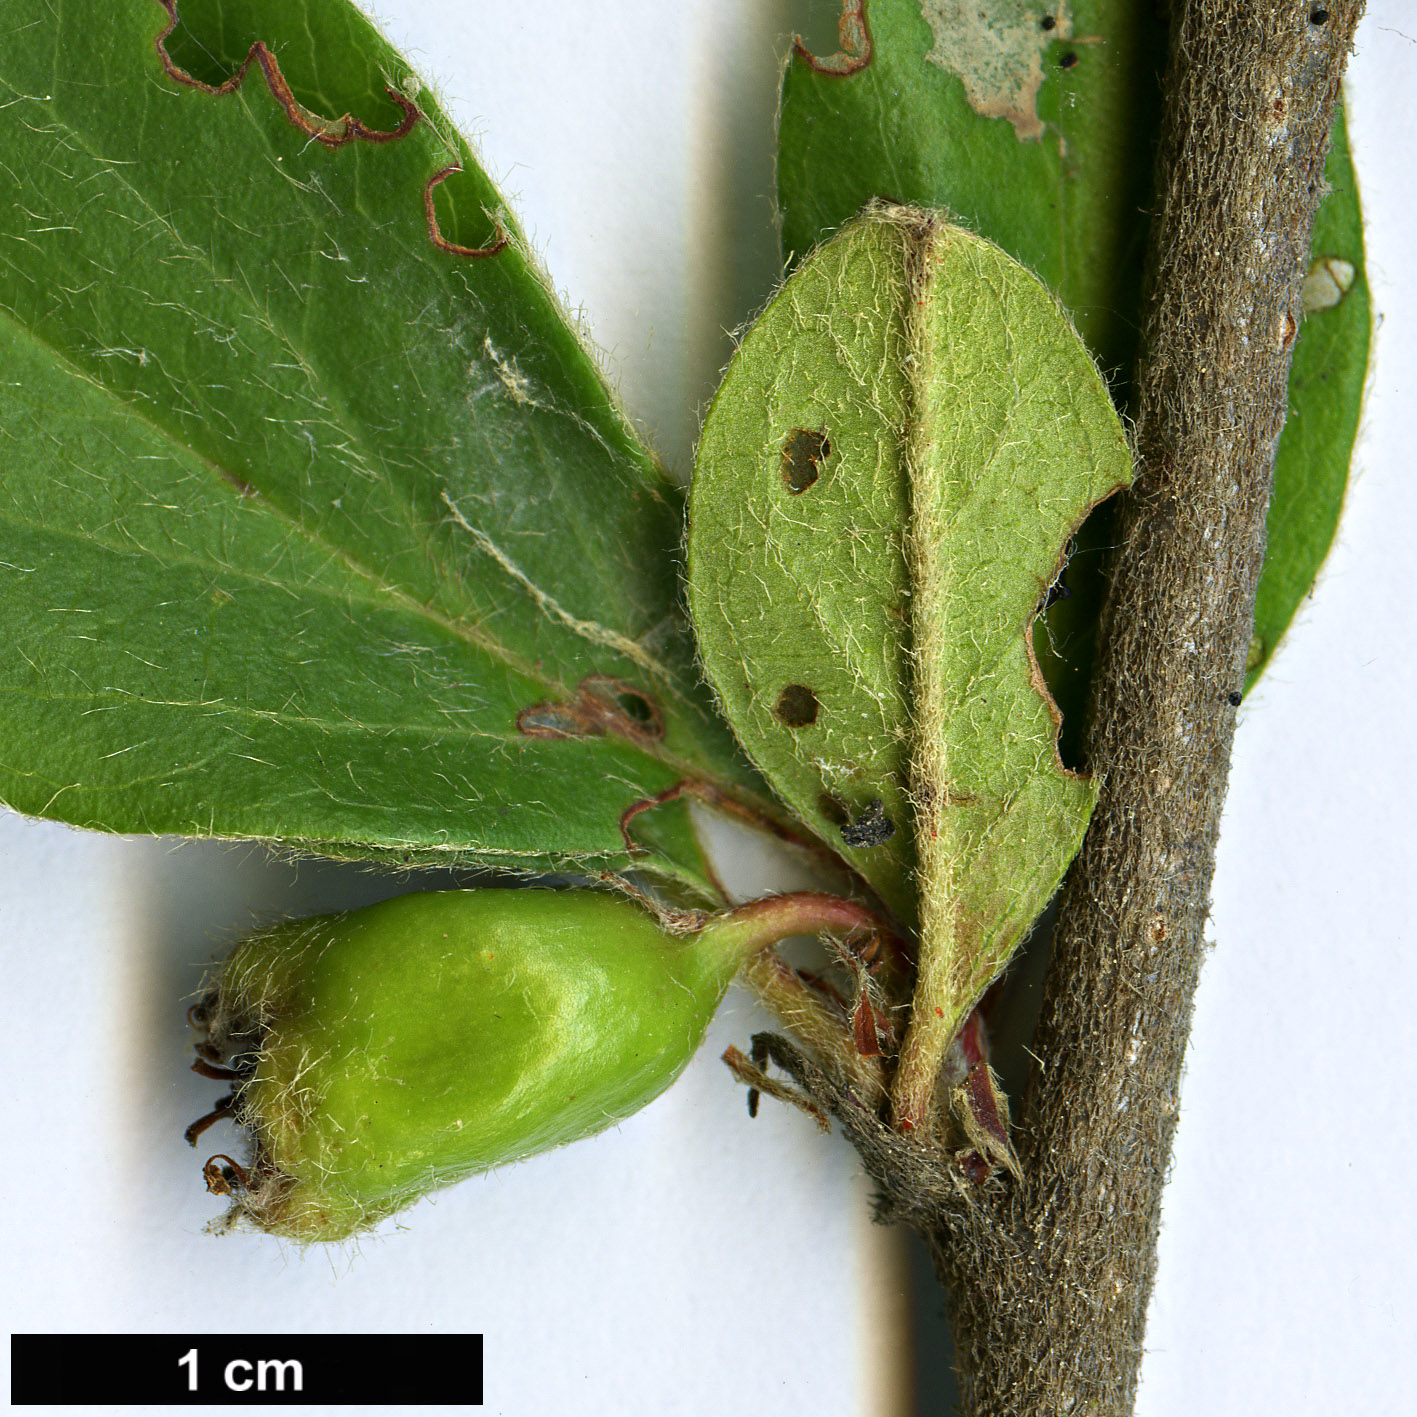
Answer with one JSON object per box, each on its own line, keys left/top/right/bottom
{"left": 926, "top": 3, "right": 1366, "bottom": 1413}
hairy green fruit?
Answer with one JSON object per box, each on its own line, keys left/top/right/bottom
{"left": 192, "top": 890, "right": 743, "bottom": 1240}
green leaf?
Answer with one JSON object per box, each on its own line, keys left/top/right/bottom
{"left": 0, "top": 0, "right": 766, "bottom": 890}
{"left": 1248, "top": 103, "right": 1370, "bottom": 690}
{"left": 686, "top": 207, "right": 1131, "bottom": 1115}
{"left": 779, "top": 0, "right": 1165, "bottom": 384}
{"left": 777, "top": 0, "right": 1160, "bottom": 764}
{"left": 778, "top": 0, "right": 1368, "bottom": 731}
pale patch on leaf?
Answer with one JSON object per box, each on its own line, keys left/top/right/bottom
{"left": 919, "top": 0, "right": 1071, "bottom": 141}
{"left": 1301, "top": 256, "right": 1356, "bottom": 313}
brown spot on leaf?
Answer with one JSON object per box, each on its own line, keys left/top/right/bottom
{"left": 517, "top": 675, "right": 664, "bottom": 743}
{"left": 915, "top": 780, "right": 981, "bottom": 813}
{"left": 780, "top": 428, "right": 831, "bottom": 493}
{"left": 516, "top": 702, "right": 599, "bottom": 739}
{"left": 774, "top": 684, "right": 820, "bottom": 727}
{"left": 793, "top": 0, "right": 872, "bottom": 76}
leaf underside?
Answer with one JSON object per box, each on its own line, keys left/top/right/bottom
{"left": 688, "top": 209, "right": 1131, "bottom": 1037}
{"left": 778, "top": 0, "right": 1369, "bottom": 743}
{"left": 0, "top": 0, "right": 767, "bottom": 890}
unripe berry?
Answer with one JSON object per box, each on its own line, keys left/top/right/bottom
{"left": 192, "top": 890, "right": 746, "bottom": 1240}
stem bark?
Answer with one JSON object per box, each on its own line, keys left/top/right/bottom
{"left": 925, "top": 3, "right": 1366, "bottom": 1412}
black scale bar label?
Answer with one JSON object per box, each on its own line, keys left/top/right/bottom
{"left": 10, "top": 1334, "right": 483, "bottom": 1406}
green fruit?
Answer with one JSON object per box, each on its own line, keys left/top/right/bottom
{"left": 194, "top": 890, "right": 743, "bottom": 1240}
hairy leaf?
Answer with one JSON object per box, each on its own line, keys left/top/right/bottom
{"left": 778, "top": 0, "right": 1368, "bottom": 734}
{"left": 0, "top": 0, "right": 766, "bottom": 890}
{"left": 687, "top": 208, "right": 1131, "bottom": 1092}
{"left": 779, "top": 0, "right": 1164, "bottom": 384}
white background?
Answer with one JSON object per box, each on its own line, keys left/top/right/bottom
{"left": 2, "top": 2, "right": 1413, "bottom": 1415}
